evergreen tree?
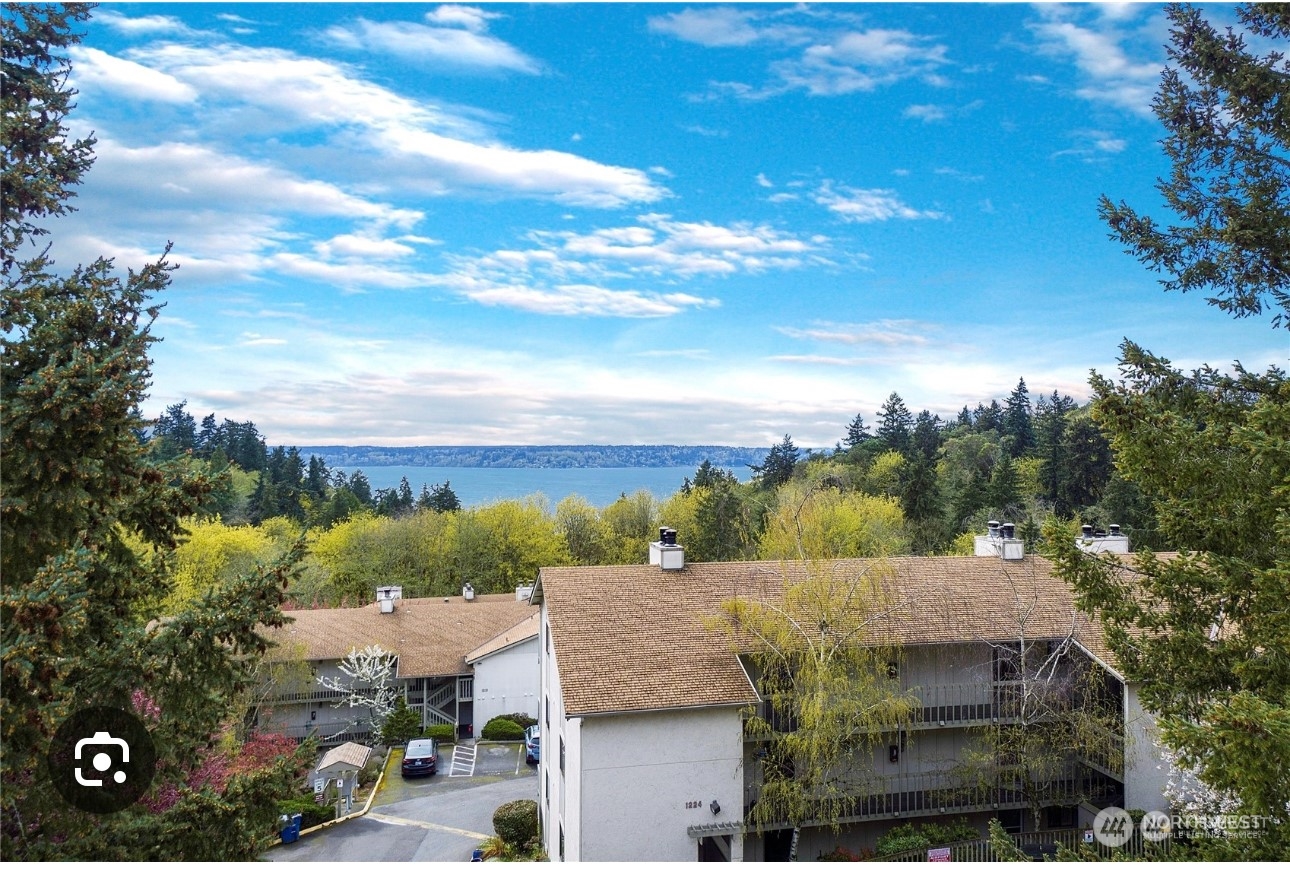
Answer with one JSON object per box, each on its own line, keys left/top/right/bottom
{"left": 1058, "top": 6, "right": 1290, "bottom": 857}
{"left": 843, "top": 412, "right": 871, "bottom": 447}
{"left": 750, "top": 434, "right": 799, "bottom": 489}
{"left": 910, "top": 410, "right": 942, "bottom": 461}
{"left": 985, "top": 453, "right": 1021, "bottom": 520}
{"left": 1098, "top": 3, "right": 1290, "bottom": 329}
{"left": 427, "top": 481, "right": 462, "bottom": 513}
{"left": 1, "top": 5, "right": 308, "bottom": 859}
{"left": 876, "top": 392, "right": 914, "bottom": 455}
{"left": 1002, "top": 378, "right": 1035, "bottom": 457}
{"left": 348, "top": 470, "right": 373, "bottom": 506}
{"left": 1033, "top": 391, "right": 1078, "bottom": 509}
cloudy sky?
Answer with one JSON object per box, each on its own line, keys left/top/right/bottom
{"left": 45, "top": 3, "right": 1284, "bottom": 448}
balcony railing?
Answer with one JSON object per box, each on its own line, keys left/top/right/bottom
{"left": 743, "top": 765, "right": 1122, "bottom": 830}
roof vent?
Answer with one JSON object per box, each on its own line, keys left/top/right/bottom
{"left": 463, "top": 583, "right": 475, "bottom": 601}
{"left": 1076, "top": 523, "right": 1130, "bottom": 554}
{"left": 376, "top": 586, "right": 402, "bottom": 614}
{"left": 974, "top": 522, "right": 1024, "bottom": 560}
{"left": 649, "top": 527, "right": 685, "bottom": 571}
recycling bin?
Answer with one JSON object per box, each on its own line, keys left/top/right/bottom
{"left": 280, "top": 812, "right": 302, "bottom": 844}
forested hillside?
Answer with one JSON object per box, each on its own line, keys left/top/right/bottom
{"left": 147, "top": 376, "right": 1150, "bottom": 609}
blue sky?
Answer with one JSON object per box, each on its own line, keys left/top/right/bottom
{"left": 47, "top": 3, "right": 1285, "bottom": 448}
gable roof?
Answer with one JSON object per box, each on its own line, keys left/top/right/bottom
{"left": 536, "top": 554, "right": 1122, "bottom": 718}
{"left": 266, "top": 593, "right": 538, "bottom": 678}
{"left": 466, "top": 612, "right": 540, "bottom": 665}
{"left": 316, "top": 741, "right": 372, "bottom": 774}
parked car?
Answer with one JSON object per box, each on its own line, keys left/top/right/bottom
{"left": 402, "top": 738, "right": 439, "bottom": 778}
{"left": 524, "top": 724, "right": 540, "bottom": 765}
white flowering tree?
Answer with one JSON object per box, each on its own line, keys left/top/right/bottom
{"left": 317, "top": 644, "right": 400, "bottom": 739}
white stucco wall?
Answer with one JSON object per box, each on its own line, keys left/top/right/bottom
{"left": 1123, "top": 682, "right": 1169, "bottom": 813}
{"left": 576, "top": 706, "right": 745, "bottom": 862}
{"left": 471, "top": 636, "right": 539, "bottom": 735}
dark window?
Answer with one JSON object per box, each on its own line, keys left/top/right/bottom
{"left": 1046, "top": 805, "right": 1078, "bottom": 829}
{"left": 559, "top": 737, "right": 565, "bottom": 774}
{"left": 994, "top": 642, "right": 1022, "bottom": 682}
{"left": 559, "top": 824, "right": 564, "bottom": 861}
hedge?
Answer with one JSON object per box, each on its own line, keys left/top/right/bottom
{"left": 481, "top": 717, "right": 525, "bottom": 741}
{"left": 493, "top": 799, "right": 539, "bottom": 847}
{"left": 422, "top": 723, "right": 457, "bottom": 743}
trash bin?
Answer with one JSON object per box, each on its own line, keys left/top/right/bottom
{"left": 471, "top": 849, "right": 484, "bottom": 862}
{"left": 280, "top": 812, "right": 302, "bottom": 844}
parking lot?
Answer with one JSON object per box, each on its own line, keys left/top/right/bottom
{"left": 264, "top": 741, "right": 538, "bottom": 863}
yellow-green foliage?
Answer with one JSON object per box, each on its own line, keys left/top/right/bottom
{"left": 598, "top": 489, "right": 658, "bottom": 564}
{"left": 758, "top": 482, "right": 907, "bottom": 560}
{"left": 862, "top": 450, "right": 905, "bottom": 497}
{"left": 715, "top": 561, "right": 919, "bottom": 830}
{"left": 1014, "top": 457, "right": 1043, "bottom": 500}
{"left": 167, "top": 519, "right": 281, "bottom": 611}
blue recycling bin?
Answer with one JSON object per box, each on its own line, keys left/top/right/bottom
{"left": 471, "top": 849, "right": 484, "bottom": 862}
{"left": 280, "top": 812, "right": 302, "bottom": 844}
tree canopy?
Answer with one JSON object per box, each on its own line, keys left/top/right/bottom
{"left": 2, "top": 5, "right": 309, "bottom": 860}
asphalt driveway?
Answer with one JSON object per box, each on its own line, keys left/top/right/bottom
{"left": 264, "top": 743, "right": 538, "bottom": 863}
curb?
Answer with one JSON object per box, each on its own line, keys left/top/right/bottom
{"left": 273, "top": 746, "right": 393, "bottom": 846}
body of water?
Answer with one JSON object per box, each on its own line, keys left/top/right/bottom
{"left": 333, "top": 465, "right": 730, "bottom": 508}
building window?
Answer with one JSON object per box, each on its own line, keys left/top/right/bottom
{"left": 994, "top": 642, "right": 1022, "bottom": 682}
{"left": 559, "top": 737, "right": 565, "bottom": 774}
{"left": 559, "top": 824, "right": 564, "bottom": 861}
{"left": 546, "top": 696, "right": 550, "bottom": 729}
{"left": 545, "top": 771, "right": 549, "bottom": 804}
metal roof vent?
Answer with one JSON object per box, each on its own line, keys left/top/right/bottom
{"left": 649, "top": 527, "right": 685, "bottom": 571}
{"left": 463, "top": 583, "right": 475, "bottom": 601}
{"left": 1076, "top": 523, "right": 1130, "bottom": 554}
{"left": 974, "top": 522, "right": 1024, "bottom": 560}
{"left": 376, "top": 586, "right": 402, "bottom": 614}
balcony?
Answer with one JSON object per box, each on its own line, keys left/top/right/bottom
{"left": 743, "top": 765, "right": 1122, "bottom": 830}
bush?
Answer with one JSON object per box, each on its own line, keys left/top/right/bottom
{"left": 277, "top": 795, "right": 334, "bottom": 830}
{"left": 492, "top": 799, "right": 539, "bottom": 847}
{"left": 422, "top": 723, "right": 456, "bottom": 743}
{"left": 379, "top": 698, "right": 423, "bottom": 746}
{"left": 875, "top": 819, "right": 980, "bottom": 857}
{"left": 481, "top": 717, "right": 525, "bottom": 741}
{"left": 497, "top": 711, "right": 537, "bottom": 729}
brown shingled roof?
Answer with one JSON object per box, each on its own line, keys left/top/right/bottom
{"left": 266, "top": 593, "right": 538, "bottom": 678}
{"left": 466, "top": 612, "right": 540, "bottom": 664}
{"left": 537, "top": 554, "right": 1120, "bottom": 717}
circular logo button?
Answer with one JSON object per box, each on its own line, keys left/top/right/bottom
{"left": 1092, "top": 806, "right": 1133, "bottom": 848}
{"left": 48, "top": 706, "right": 156, "bottom": 814}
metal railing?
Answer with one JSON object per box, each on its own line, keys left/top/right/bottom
{"left": 743, "top": 766, "right": 1122, "bottom": 829}
{"left": 869, "top": 827, "right": 1171, "bottom": 862}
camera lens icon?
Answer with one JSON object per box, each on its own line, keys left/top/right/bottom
{"left": 75, "top": 731, "right": 132, "bottom": 787}
{"left": 50, "top": 707, "right": 155, "bottom": 814}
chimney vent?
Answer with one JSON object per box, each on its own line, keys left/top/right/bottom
{"left": 376, "top": 586, "right": 402, "bottom": 614}
{"left": 463, "top": 583, "right": 475, "bottom": 601}
{"left": 650, "top": 526, "right": 685, "bottom": 570}
{"left": 975, "top": 522, "right": 1024, "bottom": 559}
{"left": 1076, "top": 523, "right": 1130, "bottom": 554}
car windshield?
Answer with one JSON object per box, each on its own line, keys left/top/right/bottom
{"left": 407, "top": 741, "right": 435, "bottom": 756}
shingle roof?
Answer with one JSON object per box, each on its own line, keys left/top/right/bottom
{"left": 537, "top": 554, "right": 1123, "bottom": 717}
{"left": 266, "top": 593, "right": 538, "bottom": 678}
{"left": 316, "top": 741, "right": 372, "bottom": 774}
{"left": 466, "top": 612, "right": 540, "bottom": 664}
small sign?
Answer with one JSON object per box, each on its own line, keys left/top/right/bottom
{"left": 1083, "top": 829, "right": 1095, "bottom": 844}
{"left": 314, "top": 793, "right": 324, "bottom": 805}
{"left": 928, "top": 847, "right": 951, "bottom": 862}
{"left": 314, "top": 779, "right": 325, "bottom": 794}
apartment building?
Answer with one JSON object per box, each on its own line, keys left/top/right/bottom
{"left": 259, "top": 587, "right": 538, "bottom": 744}
{"left": 532, "top": 529, "right": 1168, "bottom": 862}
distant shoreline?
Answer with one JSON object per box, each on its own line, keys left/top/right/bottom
{"left": 294, "top": 444, "right": 770, "bottom": 470}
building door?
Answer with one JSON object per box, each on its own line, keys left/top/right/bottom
{"left": 698, "top": 835, "right": 731, "bottom": 862}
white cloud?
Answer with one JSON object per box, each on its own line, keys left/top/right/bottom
{"left": 654, "top": 8, "right": 951, "bottom": 99}
{"left": 121, "top": 43, "right": 667, "bottom": 207}
{"left": 457, "top": 283, "right": 719, "bottom": 318}
{"left": 648, "top": 8, "right": 761, "bottom": 47}
{"left": 813, "top": 183, "right": 945, "bottom": 223}
{"left": 756, "top": 172, "right": 774, "bottom": 188}
{"left": 70, "top": 47, "right": 197, "bottom": 103}
{"left": 94, "top": 10, "right": 197, "bottom": 36}
{"left": 1027, "top": 8, "right": 1162, "bottom": 116}
{"left": 903, "top": 103, "right": 947, "bottom": 123}
{"left": 777, "top": 320, "right": 934, "bottom": 348}
{"left": 426, "top": 5, "right": 500, "bottom": 33}
{"left": 324, "top": 15, "right": 539, "bottom": 73}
